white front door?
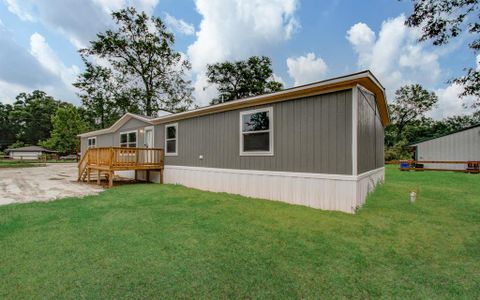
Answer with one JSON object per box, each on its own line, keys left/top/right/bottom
{"left": 144, "top": 127, "right": 154, "bottom": 148}
{"left": 144, "top": 127, "right": 154, "bottom": 164}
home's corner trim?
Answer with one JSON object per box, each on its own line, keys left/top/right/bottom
{"left": 352, "top": 85, "right": 358, "bottom": 176}
{"left": 357, "top": 84, "right": 375, "bottom": 96}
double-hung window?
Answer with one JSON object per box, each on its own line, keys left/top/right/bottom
{"left": 120, "top": 130, "right": 137, "bottom": 147}
{"left": 87, "top": 137, "right": 96, "bottom": 148}
{"left": 240, "top": 107, "right": 273, "bottom": 156}
{"left": 165, "top": 123, "right": 178, "bottom": 156}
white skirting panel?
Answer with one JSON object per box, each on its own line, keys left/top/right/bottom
{"left": 355, "top": 167, "right": 385, "bottom": 208}
{"left": 163, "top": 165, "right": 385, "bottom": 213}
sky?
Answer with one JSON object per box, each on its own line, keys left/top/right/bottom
{"left": 0, "top": 0, "right": 477, "bottom": 119}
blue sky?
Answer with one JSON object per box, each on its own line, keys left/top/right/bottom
{"left": 0, "top": 0, "right": 477, "bottom": 119}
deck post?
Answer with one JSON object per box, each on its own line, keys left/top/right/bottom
{"left": 134, "top": 170, "right": 138, "bottom": 181}
{"left": 108, "top": 171, "right": 114, "bottom": 188}
{"left": 146, "top": 170, "right": 150, "bottom": 182}
{"left": 87, "top": 168, "right": 91, "bottom": 183}
{"left": 160, "top": 169, "right": 163, "bottom": 184}
{"left": 97, "top": 170, "right": 101, "bottom": 185}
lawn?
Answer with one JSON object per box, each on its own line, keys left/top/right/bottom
{"left": 0, "top": 160, "right": 43, "bottom": 168}
{"left": 0, "top": 159, "right": 77, "bottom": 168}
{"left": 0, "top": 167, "right": 479, "bottom": 299}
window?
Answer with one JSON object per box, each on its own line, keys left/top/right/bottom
{"left": 87, "top": 137, "right": 96, "bottom": 148}
{"left": 240, "top": 107, "right": 273, "bottom": 156}
{"left": 165, "top": 123, "right": 178, "bottom": 156}
{"left": 120, "top": 130, "right": 137, "bottom": 147}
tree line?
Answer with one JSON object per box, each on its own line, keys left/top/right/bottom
{"left": 0, "top": 7, "right": 283, "bottom": 155}
{"left": 1, "top": 2, "right": 480, "bottom": 157}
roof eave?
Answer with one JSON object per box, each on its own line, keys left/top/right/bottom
{"left": 77, "top": 113, "right": 154, "bottom": 138}
{"left": 151, "top": 70, "right": 390, "bottom": 127}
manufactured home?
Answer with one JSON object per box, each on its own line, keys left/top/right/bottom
{"left": 78, "top": 70, "right": 389, "bottom": 213}
{"left": 409, "top": 124, "right": 480, "bottom": 170}
{"left": 6, "top": 146, "right": 57, "bottom": 160}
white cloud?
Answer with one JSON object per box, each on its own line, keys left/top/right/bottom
{"left": 346, "top": 22, "right": 375, "bottom": 67}
{"left": 164, "top": 13, "right": 195, "bottom": 35}
{"left": 429, "top": 83, "right": 476, "bottom": 119}
{"left": 187, "top": 0, "right": 299, "bottom": 104}
{"left": 286, "top": 53, "right": 328, "bottom": 86}
{"left": 272, "top": 73, "right": 286, "bottom": 87}
{"left": 0, "top": 80, "right": 29, "bottom": 104}
{"left": 30, "top": 33, "right": 80, "bottom": 88}
{"left": 93, "top": 0, "right": 159, "bottom": 14}
{"left": 1, "top": 0, "right": 159, "bottom": 104}
{"left": 5, "top": 0, "right": 159, "bottom": 49}
{"left": 5, "top": 0, "right": 35, "bottom": 21}
{"left": 346, "top": 15, "right": 441, "bottom": 102}
{"left": 0, "top": 26, "right": 79, "bottom": 104}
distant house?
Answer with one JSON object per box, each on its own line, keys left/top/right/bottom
{"left": 78, "top": 70, "right": 389, "bottom": 213}
{"left": 6, "top": 146, "right": 57, "bottom": 160}
{"left": 409, "top": 124, "right": 480, "bottom": 170}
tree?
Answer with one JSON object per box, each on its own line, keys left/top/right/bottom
{"left": 9, "top": 90, "right": 67, "bottom": 146}
{"left": 206, "top": 56, "right": 283, "bottom": 104}
{"left": 79, "top": 7, "right": 193, "bottom": 116}
{"left": 40, "top": 105, "right": 89, "bottom": 154}
{"left": 0, "top": 103, "right": 16, "bottom": 151}
{"left": 74, "top": 58, "right": 137, "bottom": 129}
{"left": 406, "top": 0, "right": 480, "bottom": 107}
{"left": 387, "top": 84, "right": 438, "bottom": 144}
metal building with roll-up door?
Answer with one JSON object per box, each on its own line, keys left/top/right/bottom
{"left": 409, "top": 124, "right": 480, "bottom": 170}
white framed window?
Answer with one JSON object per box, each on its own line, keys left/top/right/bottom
{"left": 119, "top": 130, "right": 137, "bottom": 148}
{"left": 165, "top": 123, "right": 178, "bottom": 156}
{"left": 87, "top": 137, "right": 96, "bottom": 148}
{"left": 240, "top": 107, "right": 273, "bottom": 156}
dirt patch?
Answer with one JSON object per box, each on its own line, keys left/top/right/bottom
{"left": 0, "top": 163, "right": 104, "bottom": 206}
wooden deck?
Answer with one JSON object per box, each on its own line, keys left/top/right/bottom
{"left": 78, "top": 147, "right": 164, "bottom": 187}
{"left": 399, "top": 160, "right": 480, "bottom": 173}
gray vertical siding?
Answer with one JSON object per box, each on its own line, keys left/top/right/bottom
{"left": 157, "top": 89, "right": 353, "bottom": 175}
{"left": 357, "top": 87, "right": 384, "bottom": 174}
{"left": 414, "top": 126, "right": 480, "bottom": 170}
{"left": 80, "top": 118, "right": 151, "bottom": 154}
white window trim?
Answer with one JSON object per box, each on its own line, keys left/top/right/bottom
{"left": 87, "top": 136, "right": 97, "bottom": 148}
{"left": 119, "top": 129, "right": 138, "bottom": 148}
{"left": 239, "top": 107, "right": 274, "bottom": 156}
{"left": 165, "top": 123, "right": 178, "bottom": 156}
{"left": 143, "top": 126, "right": 155, "bottom": 148}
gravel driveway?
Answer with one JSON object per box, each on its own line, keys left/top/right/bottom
{"left": 0, "top": 163, "right": 103, "bottom": 206}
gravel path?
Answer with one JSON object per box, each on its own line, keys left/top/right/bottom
{"left": 0, "top": 163, "right": 103, "bottom": 206}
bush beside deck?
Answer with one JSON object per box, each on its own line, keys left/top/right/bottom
{"left": 0, "top": 166, "right": 479, "bottom": 298}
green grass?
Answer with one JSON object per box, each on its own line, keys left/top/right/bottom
{"left": 0, "top": 159, "right": 76, "bottom": 168}
{"left": 0, "top": 160, "right": 43, "bottom": 168}
{"left": 1, "top": 167, "right": 479, "bottom": 299}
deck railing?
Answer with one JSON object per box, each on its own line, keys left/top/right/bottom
{"left": 399, "top": 160, "right": 480, "bottom": 173}
{"left": 78, "top": 147, "right": 164, "bottom": 183}
{"left": 85, "top": 147, "right": 164, "bottom": 168}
